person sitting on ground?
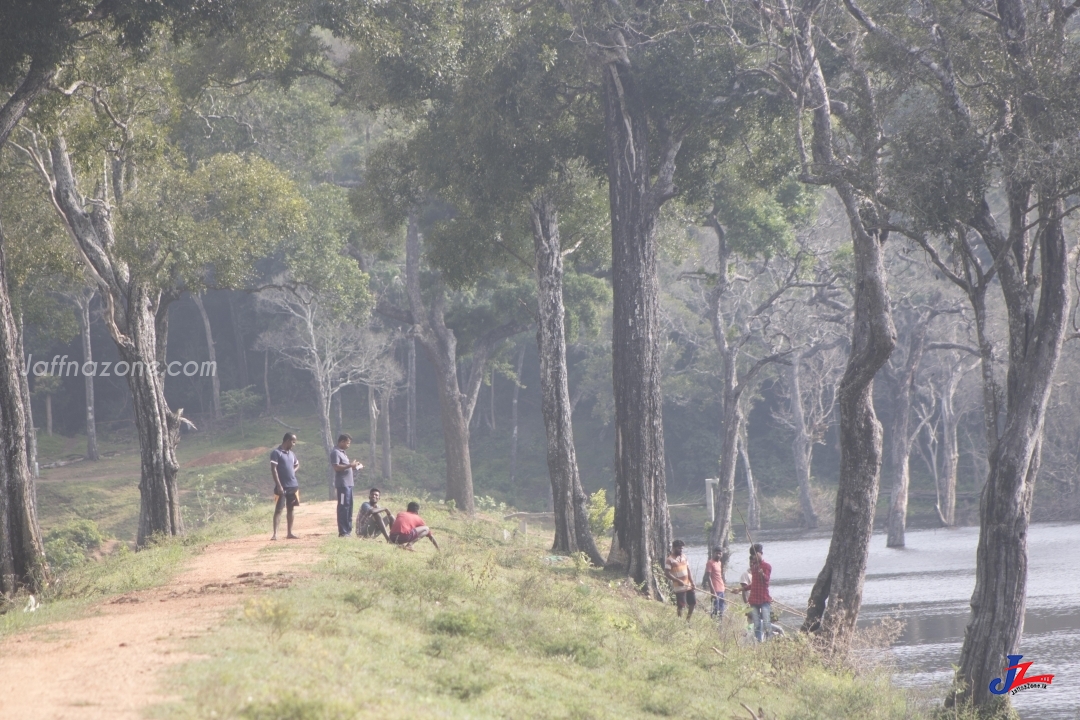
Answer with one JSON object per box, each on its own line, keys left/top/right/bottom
{"left": 356, "top": 487, "right": 392, "bottom": 540}
{"left": 705, "top": 546, "right": 726, "bottom": 620}
{"left": 664, "top": 539, "right": 696, "bottom": 620}
{"left": 388, "top": 502, "right": 439, "bottom": 551}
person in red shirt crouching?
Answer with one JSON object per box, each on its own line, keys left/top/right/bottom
{"left": 389, "top": 502, "right": 440, "bottom": 551}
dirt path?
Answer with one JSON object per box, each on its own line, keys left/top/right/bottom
{"left": 0, "top": 501, "right": 337, "bottom": 720}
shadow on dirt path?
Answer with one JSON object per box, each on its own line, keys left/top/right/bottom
{"left": 0, "top": 500, "right": 336, "bottom": 720}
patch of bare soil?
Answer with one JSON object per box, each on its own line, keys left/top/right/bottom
{"left": 0, "top": 501, "right": 336, "bottom": 720}
{"left": 186, "top": 446, "right": 270, "bottom": 469}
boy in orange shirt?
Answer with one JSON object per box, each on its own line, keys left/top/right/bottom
{"left": 664, "top": 540, "right": 696, "bottom": 619}
{"left": 705, "top": 547, "right": 726, "bottom": 619}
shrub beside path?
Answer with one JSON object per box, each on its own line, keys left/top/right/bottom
{"left": 0, "top": 502, "right": 335, "bottom": 720}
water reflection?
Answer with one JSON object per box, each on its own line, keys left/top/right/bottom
{"left": 686, "top": 522, "right": 1079, "bottom": 719}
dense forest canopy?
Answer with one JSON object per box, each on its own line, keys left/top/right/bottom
{"left": 4, "top": 0, "right": 1080, "bottom": 713}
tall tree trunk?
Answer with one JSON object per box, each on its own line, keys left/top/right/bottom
{"left": 0, "top": 221, "right": 47, "bottom": 595}
{"left": 786, "top": 9, "right": 897, "bottom": 648}
{"left": 316, "top": 381, "right": 335, "bottom": 500}
{"left": 705, "top": 223, "right": 756, "bottom": 563}
{"left": 739, "top": 425, "right": 760, "bottom": 531}
{"left": 886, "top": 317, "right": 929, "bottom": 548}
{"left": 710, "top": 377, "right": 742, "bottom": 564}
{"left": 405, "top": 218, "right": 470, "bottom": 504}
{"left": 379, "top": 214, "right": 525, "bottom": 512}
{"left": 332, "top": 392, "right": 342, "bottom": 437}
{"left": 76, "top": 292, "right": 99, "bottom": 461}
{"left": 16, "top": 314, "right": 37, "bottom": 478}
{"left": 380, "top": 387, "right": 391, "bottom": 481}
{"left": 227, "top": 293, "right": 249, "bottom": 388}
{"left": 510, "top": 345, "right": 524, "bottom": 484}
{"left": 488, "top": 374, "right": 496, "bottom": 432}
{"left": 406, "top": 337, "right": 417, "bottom": 450}
{"left": 191, "top": 293, "right": 221, "bottom": 420}
{"left": 367, "top": 385, "right": 378, "bottom": 475}
{"left": 938, "top": 362, "right": 967, "bottom": 527}
{"left": 124, "top": 285, "right": 184, "bottom": 546}
{"left": 601, "top": 42, "right": 676, "bottom": 596}
{"left": 46, "top": 137, "right": 184, "bottom": 547}
{"left": 790, "top": 352, "right": 819, "bottom": 529}
{"left": 263, "top": 350, "right": 271, "bottom": 413}
{"left": 403, "top": 215, "right": 475, "bottom": 512}
{"left": 531, "top": 195, "right": 604, "bottom": 565}
{"left": 949, "top": 198, "right": 1069, "bottom": 710}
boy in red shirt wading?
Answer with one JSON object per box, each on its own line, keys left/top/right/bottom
{"left": 389, "top": 501, "right": 440, "bottom": 551}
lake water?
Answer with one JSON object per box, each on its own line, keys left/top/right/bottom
{"left": 687, "top": 523, "right": 1080, "bottom": 718}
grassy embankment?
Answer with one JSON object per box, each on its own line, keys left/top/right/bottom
{"left": 150, "top": 498, "right": 931, "bottom": 720}
{"left": 16, "top": 415, "right": 995, "bottom": 719}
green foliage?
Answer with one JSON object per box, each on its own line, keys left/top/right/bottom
{"left": 220, "top": 386, "right": 261, "bottom": 419}
{"left": 888, "top": 104, "right": 989, "bottom": 235}
{"left": 587, "top": 489, "right": 615, "bottom": 537}
{"left": 0, "top": 157, "right": 84, "bottom": 334}
{"left": 43, "top": 519, "right": 105, "bottom": 572}
{"left": 563, "top": 272, "right": 611, "bottom": 343}
{"left": 430, "top": 609, "right": 488, "bottom": 637}
{"left": 474, "top": 495, "right": 507, "bottom": 514}
{"left": 709, "top": 171, "right": 815, "bottom": 259}
{"left": 193, "top": 474, "right": 257, "bottom": 526}
{"left": 244, "top": 597, "right": 295, "bottom": 641}
{"left": 276, "top": 183, "right": 373, "bottom": 319}
{"left": 341, "top": 588, "right": 376, "bottom": 613}
{"left": 31, "top": 374, "right": 63, "bottom": 398}
{"left": 240, "top": 695, "right": 351, "bottom": 720}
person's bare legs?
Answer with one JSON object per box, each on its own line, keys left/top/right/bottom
{"left": 286, "top": 505, "right": 298, "bottom": 539}
{"left": 272, "top": 507, "right": 282, "bottom": 540}
{"left": 403, "top": 526, "right": 438, "bottom": 551}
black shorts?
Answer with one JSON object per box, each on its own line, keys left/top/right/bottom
{"left": 275, "top": 490, "right": 300, "bottom": 511}
{"left": 675, "top": 590, "right": 697, "bottom": 609}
